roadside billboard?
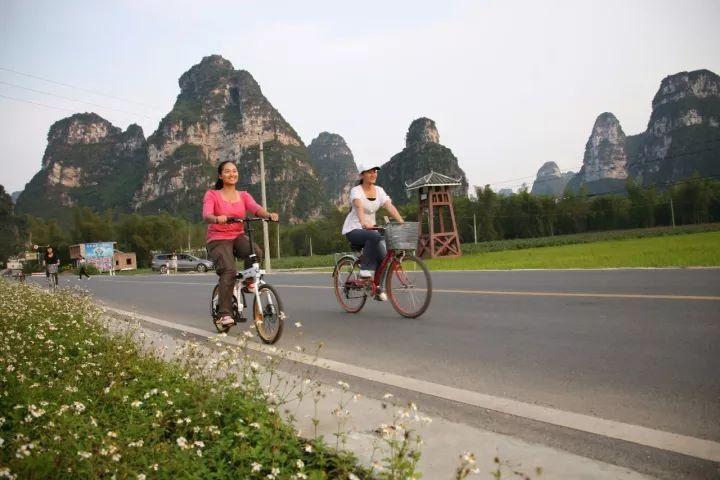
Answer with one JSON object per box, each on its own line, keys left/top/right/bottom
{"left": 83, "top": 242, "right": 115, "bottom": 272}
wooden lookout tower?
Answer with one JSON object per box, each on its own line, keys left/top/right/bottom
{"left": 406, "top": 171, "right": 462, "bottom": 259}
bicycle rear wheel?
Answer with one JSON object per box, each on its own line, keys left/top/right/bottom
{"left": 253, "top": 284, "right": 284, "bottom": 344}
{"left": 385, "top": 254, "right": 432, "bottom": 318}
{"left": 210, "top": 284, "right": 240, "bottom": 333}
{"left": 333, "top": 256, "right": 367, "bottom": 313}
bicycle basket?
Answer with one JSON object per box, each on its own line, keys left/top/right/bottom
{"left": 385, "top": 222, "right": 419, "bottom": 250}
{"left": 47, "top": 264, "right": 59, "bottom": 274}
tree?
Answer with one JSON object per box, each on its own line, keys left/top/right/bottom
{"left": 71, "top": 207, "right": 115, "bottom": 243}
{"left": 626, "top": 179, "right": 657, "bottom": 228}
{"left": 475, "top": 185, "right": 499, "bottom": 241}
{"left": 0, "top": 185, "right": 25, "bottom": 265}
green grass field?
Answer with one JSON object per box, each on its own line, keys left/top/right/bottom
{"left": 426, "top": 231, "right": 720, "bottom": 270}
{"left": 112, "top": 226, "right": 720, "bottom": 272}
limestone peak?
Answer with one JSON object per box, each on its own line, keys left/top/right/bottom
{"left": 406, "top": 117, "right": 440, "bottom": 148}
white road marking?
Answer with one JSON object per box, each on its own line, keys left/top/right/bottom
{"left": 107, "top": 306, "right": 720, "bottom": 462}
{"left": 96, "top": 278, "right": 720, "bottom": 301}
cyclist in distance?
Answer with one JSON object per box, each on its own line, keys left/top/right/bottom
{"left": 341, "top": 166, "right": 404, "bottom": 300}
{"left": 203, "top": 160, "right": 279, "bottom": 327}
{"left": 44, "top": 246, "right": 60, "bottom": 286}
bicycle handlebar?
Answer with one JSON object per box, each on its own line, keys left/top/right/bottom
{"left": 226, "top": 216, "right": 278, "bottom": 224}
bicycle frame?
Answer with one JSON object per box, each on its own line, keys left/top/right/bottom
{"left": 341, "top": 242, "right": 406, "bottom": 296}
{"left": 221, "top": 217, "right": 280, "bottom": 325}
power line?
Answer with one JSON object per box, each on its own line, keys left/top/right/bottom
{"left": 0, "top": 93, "right": 78, "bottom": 113}
{"left": 0, "top": 81, "right": 155, "bottom": 119}
{"left": 0, "top": 66, "right": 164, "bottom": 111}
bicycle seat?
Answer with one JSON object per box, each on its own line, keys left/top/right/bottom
{"left": 349, "top": 243, "right": 364, "bottom": 253}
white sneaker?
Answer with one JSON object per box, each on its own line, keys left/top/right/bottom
{"left": 375, "top": 292, "right": 387, "bottom": 301}
{"left": 359, "top": 270, "right": 373, "bottom": 278}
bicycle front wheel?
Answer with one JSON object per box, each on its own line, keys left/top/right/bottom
{"left": 253, "top": 284, "right": 284, "bottom": 344}
{"left": 48, "top": 275, "right": 57, "bottom": 293}
{"left": 385, "top": 254, "right": 432, "bottom": 318}
{"left": 333, "top": 256, "right": 367, "bottom": 313}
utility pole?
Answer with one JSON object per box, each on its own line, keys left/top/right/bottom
{"left": 670, "top": 196, "right": 676, "bottom": 228}
{"left": 309, "top": 235, "right": 313, "bottom": 257}
{"left": 473, "top": 213, "right": 478, "bottom": 244}
{"left": 259, "top": 134, "right": 271, "bottom": 271}
{"left": 276, "top": 222, "right": 280, "bottom": 259}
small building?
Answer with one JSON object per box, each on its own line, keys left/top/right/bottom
{"left": 69, "top": 242, "right": 135, "bottom": 272}
{"left": 114, "top": 250, "right": 137, "bottom": 271}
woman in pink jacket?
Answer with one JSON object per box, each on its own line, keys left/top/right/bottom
{"left": 203, "top": 160, "right": 279, "bottom": 327}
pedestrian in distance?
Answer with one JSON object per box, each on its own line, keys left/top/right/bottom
{"left": 170, "top": 251, "right": 178, "bottom": 274}
{"left": 43, "top": 246, "right": 60, "bottom": 286}
{"left": 341, "top": 166, "right": 404, "bottom": 300}
{"left": 78, "top": 255, "right": 90, "bottom": 279}
{"left": 203, "top": 160, "right": 279, "bottom": 327}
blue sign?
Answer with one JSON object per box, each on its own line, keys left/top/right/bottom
{"left": 84, "top": 242, "right": 114, "bottom": 272}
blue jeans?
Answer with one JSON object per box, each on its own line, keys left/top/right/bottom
{"left": 346, "top": 229, "right": 386, "bottom": 271}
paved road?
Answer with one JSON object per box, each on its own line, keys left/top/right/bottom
{"left": 36, "top": 268, "right": 720, "bottom": 477}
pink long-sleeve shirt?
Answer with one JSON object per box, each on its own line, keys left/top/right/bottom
{"left": 203, "top": 189, "right": 262, "bottom": 242}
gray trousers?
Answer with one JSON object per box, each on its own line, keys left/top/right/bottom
{"left": 345, "top": 229, "right": 386, "bottom": 270}
{"left": 207, "top": 235, "right": 263, "bottom": 316}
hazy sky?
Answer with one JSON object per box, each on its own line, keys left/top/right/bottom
{"left": 1, "top": 0, "right": 719, "bottom": 195}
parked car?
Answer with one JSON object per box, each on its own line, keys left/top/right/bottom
{"left": 151, "top": 253, "right": 214, "bottom": 273}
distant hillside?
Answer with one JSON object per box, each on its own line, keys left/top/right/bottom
{"left": 532, "top": 69, "right": 720, "bottom": 196}
{"left": 378, "top": 118, "right": 468, "bottom": 204}
{"left": 15, "top": 113, "right": 147, "bottom": 223}
{"left": 307, "top": 132, "right": 357, "bottom": 208}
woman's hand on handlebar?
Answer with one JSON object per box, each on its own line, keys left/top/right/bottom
{"left": 267, "top": 212, "right": 279, "bottom": 222}
{"left": 216, "top": 215, "right": 228, "bottom": 224}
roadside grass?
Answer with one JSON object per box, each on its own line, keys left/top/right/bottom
{"left": 426, "top": 231, "right": 720, "bottom": 270}
{"left": 0, "top": 281, "right": 377, "bottom": 479}
{"left": 270, "top": 225, "right": 720, "bottom": 271}
{"left": 116, "top": 268, "right": 154, "bottom": 275}
{"left": 459, "top": 223, "right": 720, "bottom": 255}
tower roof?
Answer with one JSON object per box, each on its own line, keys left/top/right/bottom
{"left": 405, "top": 171, "right": 462, "bottom": 191}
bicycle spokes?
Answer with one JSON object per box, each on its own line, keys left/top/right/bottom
{"left": 386, "top": 255, "right": 432, "bottom": 318}
{"left": 254, "top": 285, "right": 284, "bottom": 344}
{"left": 333, "top": 256, "right": 367, "bottom": 313}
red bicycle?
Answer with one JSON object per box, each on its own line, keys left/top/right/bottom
{"left": 332, "top": 222, "right": 432, "bottom": 318}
